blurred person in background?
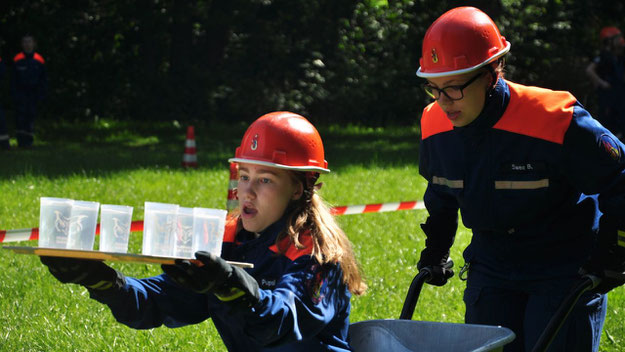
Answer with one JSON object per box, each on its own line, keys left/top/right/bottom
{"left": 0, "top": 53, "right": 8, "bottom": 151}
{"left": 416, "top": 7, "right": 625, "bottom": 352}
{"left": 586, "top": 26, "right": 625, "bottom": 140}
{"left": 11, "top": 34, "right": 46, "bottom": 148}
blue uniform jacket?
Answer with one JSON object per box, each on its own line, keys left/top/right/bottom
{"left": 419, "top": 79, "right": 625, "bottom": 280}
{"left": 11, "top": 51, "right": 47, "bottom": 102}
{"left": 90, "top": 217, "right": 353, "bottom": 351}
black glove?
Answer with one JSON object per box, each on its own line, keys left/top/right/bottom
{"left": 417, "top": 253, "right": 454, "bottom": 286}
{"left": 418, "top": 213, "right": 456, "bottom": 286}
{"left": 162, "top": 251, "right": 260, "bottom": 305}
{"left": 40, "top": 256, "right": 125, "bottom": 291}
{"left": 580, "top": 218, "right": 625, "bottom": 294}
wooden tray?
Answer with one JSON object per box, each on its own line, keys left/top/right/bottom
{"left": 3, "top": 246, "right": 253, "bottom": 268}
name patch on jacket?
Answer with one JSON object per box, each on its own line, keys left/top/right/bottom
{"left": 499, "top": 162, "right": 546, "bottom": 174}
{"left": 599, "top": 134, "right": 621, "bottom": 162}
{"left": 260, "top": 278, "right": 277, "bottom": 289}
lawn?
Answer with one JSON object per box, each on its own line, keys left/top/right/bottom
{"left": 0, "top": 119, "right": 622, "bottom": 351}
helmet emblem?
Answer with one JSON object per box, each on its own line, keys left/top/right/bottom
{"left": 251, "top": 134, "right": 258, "bottom": 151}
{"left": 431, "top": 48, "right": 438, "bottom": 63}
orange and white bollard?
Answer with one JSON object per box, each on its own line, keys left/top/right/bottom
{"left": 182, "top": 126, "right": 198, "bottom": 168}
{"left": 227, "top": 162, "right": 239, "bottom": 212}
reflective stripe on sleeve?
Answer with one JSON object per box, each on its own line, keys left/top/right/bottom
{"left": 494, "top": 179, "right": 549, "bottom": 190}
{"left": 432, "top": 176, "right": 464, "bottom": 188}
{"left": 618, "top": 231, "right": 625, "bottom": 248}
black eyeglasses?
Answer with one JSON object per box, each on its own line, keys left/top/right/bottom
{"left": 423, "top": 72, "right": 485, "bottom": 101}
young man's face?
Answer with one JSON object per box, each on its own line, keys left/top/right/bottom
{"left": 236, "top": 163, "right": 303, "bottom": 233}
{"left": 22, "top": 36, "right": 35, "bottom": 53}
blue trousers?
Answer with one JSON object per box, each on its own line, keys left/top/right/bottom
{"left": 14, "top": 92, "right": 38, "bottom": 147}
{"left": 464, "top": 270, "right": 607, "bottom": 352}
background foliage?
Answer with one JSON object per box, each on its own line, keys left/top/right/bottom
{"left": 1, "top": 1, "right": 625, "bottom": 350}
{"left": 1, "top": 0, "right": 624, "bottom": 127}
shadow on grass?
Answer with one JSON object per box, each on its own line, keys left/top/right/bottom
{"left": 0, "top": 119, "right": 421, "bottom": 179}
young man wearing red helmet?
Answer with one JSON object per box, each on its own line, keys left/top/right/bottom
{"left": 40, "top": 111, "right": 367, "bottom": 351}
{"left": 416, "top": 7, "right": 625, "bottom": 352}
{"left": 586, "top": 26, "right": 625, "bottom": 140}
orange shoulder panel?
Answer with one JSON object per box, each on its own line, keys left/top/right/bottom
{"left": 222, "top": 215, "right": 239, "bottom": 243}
{"left": 13, "top": 52, "right": 25, "bottom": 62}
{"left": 493, "top": 81, "right": 575, "bottom": 145}
{"left": 33, "top": 53, "right": 45, "bottom": 64}
{"left": 420, "top": 102, "right": 453, "bottom": 140}
{"left": 269, "top": 231, "right": 314, "bottom": 261}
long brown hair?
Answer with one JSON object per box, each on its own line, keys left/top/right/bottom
{"left": 277, "top": 171, "right": 367, "bottom": 296}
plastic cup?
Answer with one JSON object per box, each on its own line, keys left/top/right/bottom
{"left": 173, "top": 207, "right": 194, "bottom": 258}
{"left": 66, "top": 200, "right": 100, "bottom": 250}
{"left": 142, "top": 202, "right": 179, "bottom": 256}
{"left": 99, "top": 204, "right": 133, "bottom": 253}
{"left": 192, "top": 208, "right": 228, "bottom": 256}
{"left": 39, "top": 197, "right": 74, "bottom": 248}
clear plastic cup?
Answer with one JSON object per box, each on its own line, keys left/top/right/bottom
{"left": 39, "top": 197, "right": 74, "bottom": 248}
{"left": 66, "top": 200, "right": 100, "bottom": 250}
{"left": 173, "top": 207, "right": 194, "bottom": 258}
{"left": 99, "top": 204, "right": 134, "bottom": 253}
{"left": 142, "top": 202, "right": 179, "bottom": 256}
{"left": 192, "top": 208, "right": 228, "bottom": 256}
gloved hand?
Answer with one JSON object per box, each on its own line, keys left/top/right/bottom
{"left": 417, "top": 253, "right": 454, "bottom": 286}
{"left": 40, "top": 256, "right": 125, "bottom": 291}
{"left": 418, "top": 213, "right": 456, "bottom": 286}
{"left": 162, "top": 251, "right": 260, "bottom": 305}
{"left": 579, "top": 217, "right": 625, "bottom": 294}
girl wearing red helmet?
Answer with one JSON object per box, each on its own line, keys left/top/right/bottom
{"left": 417, "top": 7, "right": 625, "bottom": 352}
{"left": 40, "top": 111, "right": 367, "bottom": 351}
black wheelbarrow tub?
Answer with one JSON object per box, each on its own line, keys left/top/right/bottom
{"left": 349, "top": 319, "right": 515, "bottom": 352}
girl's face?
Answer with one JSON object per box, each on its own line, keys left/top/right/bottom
{"left": 426, "top": 70, "right": 490, "bottom": 127}
{"left": 236, "top": 163, "right": 303, "bottom": 233}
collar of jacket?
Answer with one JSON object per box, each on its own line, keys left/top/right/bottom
{"left": 236, "top": 215, "right": 288, "bottom": 245}
{"left": 456, "top": 78, "right": 510, "bottom": 133}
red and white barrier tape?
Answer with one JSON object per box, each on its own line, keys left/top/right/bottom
{"left": 0, "top": 220, "right": 145, "bottom": 244}
{"left": 330, "top": 200, "right": 425, "bottom": 215}
{"left": 0, "top": 201, "right": 424, "bottom": 243}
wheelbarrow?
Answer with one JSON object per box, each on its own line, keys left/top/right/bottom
{"left": 349, "top": 260, "right": 601, "bottom": 352}
{"left": 349, "top": 260, "right": 515, "bottom": 352}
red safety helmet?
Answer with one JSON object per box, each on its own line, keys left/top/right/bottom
{"left": 229, "top": 111, "right": 330, "bottom": 173}
{"left": 600, "top": 26, "right": 622, "bottom": 40}
{"left": 417, "top": 7, "right": 511, "bottom": 78}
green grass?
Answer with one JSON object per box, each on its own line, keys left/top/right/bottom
{"left": 0, "top": 119, "right": 623, "bottom": 351}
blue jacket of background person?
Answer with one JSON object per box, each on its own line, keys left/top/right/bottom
{"left": 11, "top": 51, "right": 47, "bottom": 102}
{"left": 0, "top": 57, "right": 6, "bottom": 146}
{"left": 419, "top": 79, "right": 625, "bottom": 280}
{"left": 90, "top": 217, "right": 353, "bottom": 351}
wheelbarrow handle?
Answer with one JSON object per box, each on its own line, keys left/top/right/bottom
{"left": 399, "top": 259, "right": 454, "bottom": 320}
{"left": 530, "top": 275, "right": 601, "bottom": 352}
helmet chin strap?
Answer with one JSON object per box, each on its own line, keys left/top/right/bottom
{"left": 485, "top": 58, "right": 503, "bottom": 97}
{"left": 302, "top": 172, "right": 321, "bottom": 204}
{"left": 306, "top": 172, "right": 320, "bottom": 189}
